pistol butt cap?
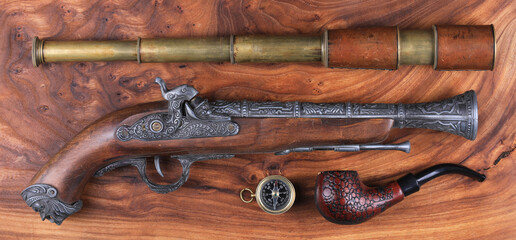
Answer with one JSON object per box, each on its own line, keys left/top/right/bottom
{"left": 32, "top": 36, "right": 44, "bottom": 67}
{"left": 21, "top": 183, "right": 83, "bottom": 225}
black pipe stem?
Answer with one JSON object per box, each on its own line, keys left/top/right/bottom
{"left": 397, "top": 164, "right": 486, "bottom": 197}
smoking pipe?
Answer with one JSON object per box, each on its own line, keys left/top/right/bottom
{"left": 315, "top": 164, "right": 485, "bottom": 224}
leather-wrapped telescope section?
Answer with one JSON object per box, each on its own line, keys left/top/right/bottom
{"left": 33, "top": 25, "right": 495, "bottom": 70}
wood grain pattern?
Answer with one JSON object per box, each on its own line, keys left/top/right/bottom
{"left": 0, "top": 0, "right": 514, "bottom": 239}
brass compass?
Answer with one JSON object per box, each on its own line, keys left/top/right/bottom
{"left": 240, "top": 175, "right": 296, "bottom": 214}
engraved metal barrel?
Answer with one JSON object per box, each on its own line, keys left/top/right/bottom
{"left": 33, "top": 25, "right": 495, "bottom": 70}
{"left": 209, "top": 91, "right": 478, "bottom": 140}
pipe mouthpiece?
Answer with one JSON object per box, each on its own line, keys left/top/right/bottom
{"left": 416, "top": 163, "right": 485, "bottom": 184}
{"left": 478, "top": 174, "right": 487, "bottom": 182}
{"left": 398, "top": 163, "right": 485, "bottom": 197}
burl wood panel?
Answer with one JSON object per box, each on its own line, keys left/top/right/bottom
{"left": 0, "top": 0, "right": 514, "bottom": 239}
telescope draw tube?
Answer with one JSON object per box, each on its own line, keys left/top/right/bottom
{"left": 32, "top": 25, "right": 495, "bottom": 70}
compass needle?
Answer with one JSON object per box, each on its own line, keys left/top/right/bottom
{"left": 272, "top": 181, "right": 280, "bottom": 210}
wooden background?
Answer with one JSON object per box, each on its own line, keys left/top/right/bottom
{"left": 0, "top": 0, "right": 515, "bottom": 239}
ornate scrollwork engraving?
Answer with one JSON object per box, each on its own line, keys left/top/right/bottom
{"left": 155, "top": 78, "right": 199, "bottom": 133}
{"left": 402, "top": 91, "right": 477, "bottom": 140}
{"left": 301, "top": 103, "right": 345, "bottom": 116}
{"left": 117, "top": 113, "right": 239, "bottom": 141}
{"left": 117, "top": 80, "right": 239, "bottom": 142}
{"left": 21, "top": 184, "right": 82, "bottom": 225}
{"left": 248, "top": 101, "right": 296, "bottom": 117}
{"left": 210, "top": 100, "right": 242, "bottom": 116}
{"left": 352, "top": 103, "right": 397, "bottom": 115}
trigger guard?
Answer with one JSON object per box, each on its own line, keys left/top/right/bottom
{"left": 94, "top": 154, "right": 234, "bottom": 194}
{"left": 94, "top": 158, "right": 192, "bottom": 194}
{"left": 135, "top": 158, "right": 193, "bottom": 194}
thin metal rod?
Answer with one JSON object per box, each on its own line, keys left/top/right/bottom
{"left": 274, "top": 141, "right": 410, "bottom": 155}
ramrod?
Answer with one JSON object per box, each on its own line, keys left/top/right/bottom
{"left": 22, "top": 77, "right": 477, "bottom": 225}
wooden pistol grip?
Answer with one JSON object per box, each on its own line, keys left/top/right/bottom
{"left": 26, "top": 101, "right": 394, "bottom": 216}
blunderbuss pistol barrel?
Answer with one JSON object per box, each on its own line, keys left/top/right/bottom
{"left": 207, "top": 90, "right": 478, "bottom": 140}
{"left": 33, "top": 25, "right": 495, "bottom": 70}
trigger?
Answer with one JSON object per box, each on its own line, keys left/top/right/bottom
{"left": 154, "top": 156, "right": 164, "bottom": 177}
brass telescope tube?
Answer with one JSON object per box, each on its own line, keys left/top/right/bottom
{"left": 33, "top": 25, "right": 495, "bottom": 70}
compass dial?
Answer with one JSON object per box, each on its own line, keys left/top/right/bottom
{"left": 256, "top": 175, "right": 295, "bottom": 214}
{"left": 261, "top": 179, "right": 290, "bottom": 211}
